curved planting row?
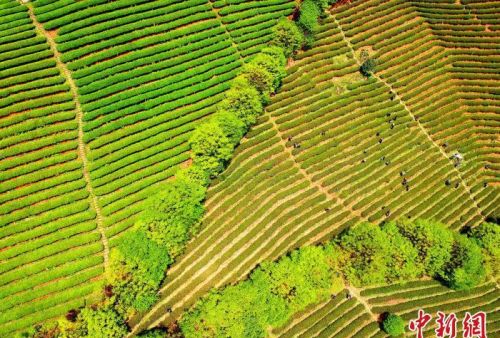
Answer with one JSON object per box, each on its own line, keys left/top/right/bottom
{"left": 273, "top": 279, "right": 499, "bottom": 338}
{"left": 133, "top": 11, "right": 493, "bottom": 331}
{"left": 332, "top": 0, "right": 499, "bottom": 221}
{"left": 30, "top": 0, "right": 295, "bottom": 244}
{"left": 362, "top": 279, "right": 499, "bottom": 338}
{"left": 2, "top": 0, "right": 295, "bottom": 334}
{"left": 412, "top": 0, "right": 500, "bottom": 220}
{"left": 274, "top": 290, "right": 382, "bottom": 338}
{"left": 0, "top": 0, "right": 103, "bottom": 334}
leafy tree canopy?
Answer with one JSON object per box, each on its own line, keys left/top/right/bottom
{"left": 382, "top": 313, "right": 405, "bottom": 337}
{"left": 218, "top": 80, "right": 263, "bottom": 127}
{"left": 271, "top": 18, "right": 304, "bottom": 57}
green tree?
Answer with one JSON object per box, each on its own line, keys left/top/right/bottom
{"left": 137, "top": 329, "right": 167, "bottom": 338}
{"left": 336, "top": 223, "right": 390, "bottom": 286}
{"left": 139, "top": 178, "right": 205, "bottom": 257}
{"left": 77, "top": 307, "right": 127, "bottom": 338}
{"left": 218, "top": 80, "right": 263, "bottom": 128}
{"left": 189, "top": 120, "right": 234, "bottom": 177}
{"left": 251, "top": 246, "right": 337, "bottom": 326}
{"left": 175, "top": 164, "right": 210, "bottom": 188}
{"left": 468, "top": 222, "right": 499, "bottom": 278}
{"left": 248, "top": 52, "right": 286, "bottom": 91}
{"left": 211, "top": 110, "right": 246, "bottom": 146}
{"left": 107, "top": 229, "right": 171, "bottom": 314}
{"left": 360, "top": 58, "right": 377, "bottom": 77}
{"left": 298, "top": 0, "right": 321, "bottom": 33}
{"left": 382, "top": 222, "right": 424, "bottom": 281}
{"left": 442, "top": 234, "right": 485, "bottom": 290}
{"left": 261, "top": 46, "right": 287, "bottom": 68}
{"left": 58, "top": 306, "right": 127, "bottom": 338}
{"left": 271, "top": 18, "right": 304, "bottom": 57}
{"left": 181, "top": 283, "right": 264, "bottom": 338}
{"left": 382, "top": 313, "right": 405, "bottom": 337}
{"left": 239, "top": 65, "right": 274, "bottom": 103}
{"left": 394, "top": 220, "right": 454, "bottom": 277}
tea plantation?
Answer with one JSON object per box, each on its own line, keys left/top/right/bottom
{"left": 0, "top": 0, "right": 498, "bottom": 337}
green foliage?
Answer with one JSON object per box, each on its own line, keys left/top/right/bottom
{"left": 442, "top": 234, "right": 485, "bottom": 290}
{"left": 239, "top": 64, "right": 274, "bottom": 102}
{"left": 180, "top": 219, "right": 491, "bottom": 337}
{"left": 181, "top": 283, "right": 264, "bottom": 338}
{"left": 189, "top": 120, "right": 235, "bottom": 177}
{"left": 360, "top": 58, "right": 377, "bottom": 77}
{"left": 336, "top": 223, "right": 390, "bottom": 286}
{"left": 311, "top": 0, "right": 329, "bottom": 10}
{"left": 77, "top": 307, "right": 128, "bottom": 338}
{"left": 210, "top": 110, "right": 247, "bottom": 146}
{"left": 139, "top": 178, "right": 205, "bottom": 258}
{"left": 298, "top": 0, "right": 321, "bottom": 33}
{"left": 382, "top": 222, "right": 424, "bottom": 281}
{"left": 181, "top": 246, "right": 343, "bottom": 337}
{"left": 394, "top": 219, "right": 454, "bottom": 277}
{"left": 106, "top": 229, "right": 171, "bottom": 314}
{"left": 261, "top": 46, "right": 287, "bottom": 68}
{"left": 175, "top": 164, "right": 210, "bottom": 188}
{"left": 137, "top": 329, "right": 167, "bottom": 338}
{"left": 468, "top": 222, "right": 500, "bottom": 278}
{"left": 271, "top": 18, "right": 304, "bottom": 57}
{"left": 382, "top": 313, "right": 405, "bottom": 337}
{"left": 57, "top": 306, "right": 127, "bottom": 338}
{"left": 248, "top": 52, "right": 286, "bottom": 91}
{"left": 218, "top": 80, "right": 263, "bottom": 128}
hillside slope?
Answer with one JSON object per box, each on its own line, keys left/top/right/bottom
{"left": 0, "top": 0, "right": 294, "bottom": 334}
{"left": 132, "top": 0, "right": 499, "bottom": 333}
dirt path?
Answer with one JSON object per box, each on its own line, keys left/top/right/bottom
{"left": 331, "top": 15, "right": 485, "bottom": 222}
{"left": 347, "top": 285, "right": 379, "bottom": 321}
{"left": 26, "top": 4, "right": 110, "bottom": 269}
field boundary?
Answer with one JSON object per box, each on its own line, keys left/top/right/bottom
{"left": 25, "top": 4, "right": 110, "bottom": 269}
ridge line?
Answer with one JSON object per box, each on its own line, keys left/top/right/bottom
{"left": 25, "top": 4, "right": 110, "bottom": 269}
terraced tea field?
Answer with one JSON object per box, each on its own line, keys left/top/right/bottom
{"left": 0, "top": 0, "right": 294, "bottom": 334}
{"left": 131, "top": 0, "right": 499, "bottom": 333}
{"left": 1, "top": 0, "right": 499, "bottom": 336}
{"left": 271, "top": 280, "right": 499, "bottom": 338}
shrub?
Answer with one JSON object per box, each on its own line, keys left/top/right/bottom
{"left": 248, "top": 52, "right": 286, "bottom": 91}
{"left": 382, "top": 313, "right": 405, "bottom": 337}
{"left": 261, "top": 46, "right": 287, "bottom": 68}
{"left": 107, "top": 229, "right": 171, "bottom": 314}
{"left": 271, "top": 18, "right": 304, "bottom": 57}
{"left": 175, "top": 164, "right": 210, "bottom": 188}
{"left": 393, "top": 220, "right": 454, "bottom": 277}
{"left": 211, "top": 110, "right": 246, "bottom": 146}
{"left": 181, "top": 246, "right": 342, "bottom": 337}
{"left": 468, "top": 222, "right": 500, "bottom": 278}
{"left": 239, "top": 65, "right": 274, "bottom": 103}
{"left": 137, "top": 329, "right": 167, "bottom": 338}
{"left": 336, "top": 223, "right": 390, "bottom": 286}
{"left": 382, "top": 222, "right": 424, "bottom": 281}
{"left": 298, "top": 0, "right": 321, "bottom": 33}
{"left": 77, "top": 307, "right": 127, "bottom": 338}
{"left": 441, "top": 234, "right": 485, "bottom": 290}
{"left": 139, "top": 178, "right": 205, "bottom": 258}
{"left": 189, "top": 120, "right": 235, "bottom": 177}
{"left": 360, "top": 58, "right": 377, "bottom": 77}
{"left": 218, "top": 80, "right": 263, "bottom": 127}
{"left": 56, "top": 306, "right": 127, "bottom": 338}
